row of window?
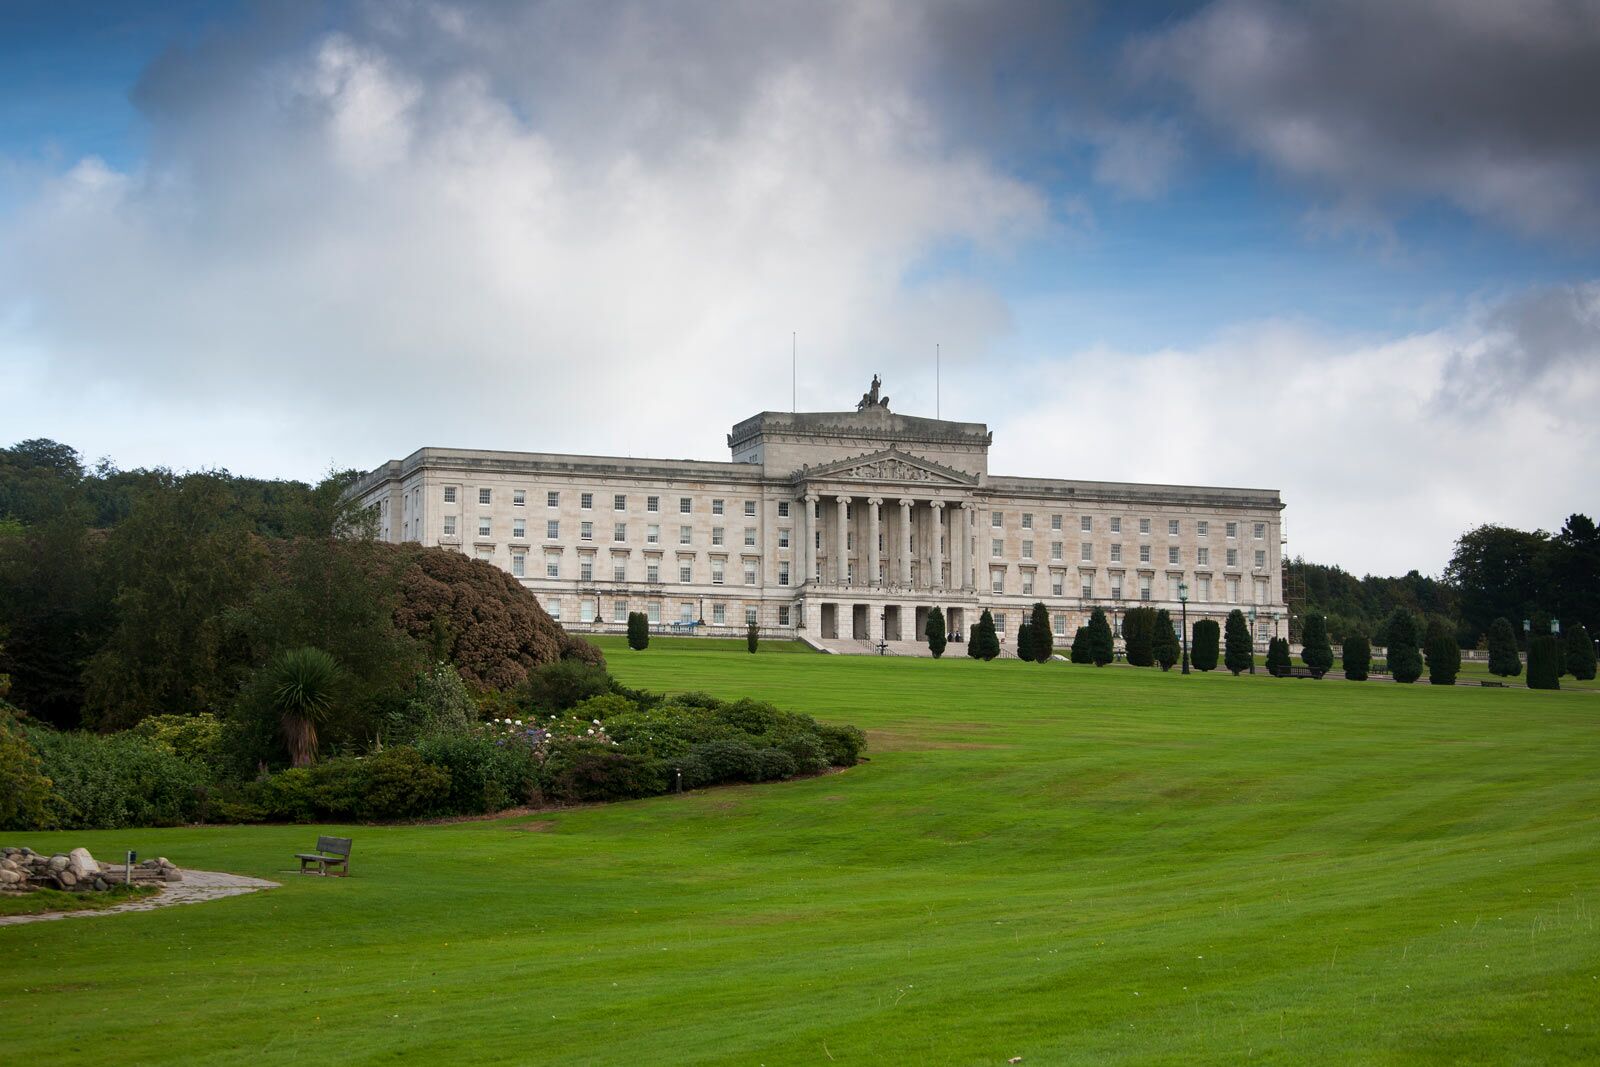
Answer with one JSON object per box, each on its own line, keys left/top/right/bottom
{"left": 547, "top": 598, "right": 789, "bottom": 628}
{"left": 445, "top": 516, "right": 790, "bottom": 548}
{"left": 1058, "top": 543, "right": 1268, "bottom": 568}
{"left": 984, "top": 571, "right": 1269, "bottom": 603}
{"left": 994, "top": 513, "right": 1269, "bottom": 539}
{"left": 443, "top": 485, "right": 788, "bottom": 518}
{"left": 517, "top": 554, "right": 785, "bottom": 586}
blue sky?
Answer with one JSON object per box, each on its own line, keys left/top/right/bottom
{"left": 2, "top": 0, "right": 1597, "bottom": 575}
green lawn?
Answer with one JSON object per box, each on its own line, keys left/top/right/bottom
{"left": 4, "top": 649, "right": 1598, "bottom": 1064}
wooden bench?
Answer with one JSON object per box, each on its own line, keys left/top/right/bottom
{"left": 295, "top": 836, "right": 352, "bottom": 877}
{"left": 1479, "top": 680, "right": 1507, "bottom": 688}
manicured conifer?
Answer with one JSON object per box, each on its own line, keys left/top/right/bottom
{"left": 626, "top": 611, "right": 649, "bottom": 651}
{"left": 1086, "top": 608, "right": 1114, "bottom": 667}
{"left": 1426, "top": 627, "right": 1460, "bottom": 686}
{"left": 1070, "top": 626, "right": 1092, "bottom": 664}
{"left": 1343, "top": 632, "right": 1371, "bottom": 681}
{"left": 926, "top": 606, "right": 947, "bottom": 659}
{"left": 1122, "top": 607, "right": 1156, "bottom": 667}
{"left": 1300, "top": 613, "right": 1332, "bottom": 678}
{"left": 1223, "top": 610, "right": 1253, "bottom": 675}
{"left": 1486, "top": 617, "right": 1522, "bottom": 677}
{"left": 967, "top": 624, "right": 981, "bottom": 658}
{"left": 975, "top": 609, "right": 1000, "bottom": 661}
{"left": 1016, "top": 620, "right": 1033, "bottom": 661}
{"left": 1029, "top": 602, "right": 1053, "bottom": 663}
{"left": 1266, "top": 636, "right": 1292, "bottom": 676}
{"left": 1527, "top": 635, "right": 1561, "bottom": 690}
{"left": 1385, "top": 608, "right": 1422, "bottom": 683}
{"left": 746, "top": 620, "right": 759, "bottom": 654}
{"left": 1564, "top": 624, "right": 1596, "bottom": 681}
{"left": 1191, "top": 619, "right": 1219, "bottom": 672}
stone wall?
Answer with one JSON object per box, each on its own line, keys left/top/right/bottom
{"left": 0, "top": 847, "right": 182, "bottom": 893}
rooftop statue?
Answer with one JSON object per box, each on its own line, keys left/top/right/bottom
{"left": 856, "top": 374, "right": 890, "bottom": 412}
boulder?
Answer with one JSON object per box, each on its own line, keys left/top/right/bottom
{"left": 46, "top": 854, "right": 69, "bottom": 872}
{"left": 0, "top": 868, "right": 22, "bottom": 884}
{"left": 92, "top": 877, "right": 109, "bottom": 891}
{"left": 67, "top": 847, "right": 99, "bottom": 881}
{"left": 58, "top": 869, "right": 78, "bottom": 888}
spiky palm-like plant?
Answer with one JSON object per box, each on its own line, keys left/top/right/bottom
{"left": 268, "top": 646, "right": 342, "bottom": 767}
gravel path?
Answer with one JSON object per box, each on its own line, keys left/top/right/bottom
{"left": 0, "top": 870, "right": 279, "bottom": 927}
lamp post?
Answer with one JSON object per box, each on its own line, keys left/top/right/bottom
{"left": 1178, "top": 580, "right": 1190, "bottom": 675}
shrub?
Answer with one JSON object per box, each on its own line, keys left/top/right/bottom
{"left": 1086, "top": 609, "right": 1114, "bottom": 666}
{"left": 571, "top": 692, "right": 638, "bottom": 722}
{"left": 542, "top": 742, "right": 667, "bottom": 802}
{"left": 1016, "top": 620, "right": 1033, "bottom": 661}
{"left": 1223, "top": 610, "right": 1253, "bottom": 675}
{"left": 754, "top": 747, "right": 799, "bottom": 781}
{"left": 973, "top": 610, "right": 1000, "bottom": 661}
{"left": 1426, "top": 628, "right": 1461, "bottom": 686}
{"left": 1565, "top": 624, "right": 1596, "bottom": 681}
{"left": 627, "top": 611, "right": 649, "bottom": 651}
{"left": 1385, "top": 608, "right": 1423, "bottom": 684}
{"left": 1527, "top": 635, "right": 1562, "bottom": 690}
{"left": 386, "top": 663, "right": 477, "bottom": 744}
{"left": 926, "top": 606, "right": 946, "bottom": 658}
{"left": 1343, "top": 633, "right": 1372, "bottom": 681}
{"left": 747, "top": 621, "right": 759, "bottom": 654}
{"left": 689, "top": 739, "right": 761, "bottom": 784}
{"left": 0, "top": 708, "right": 55, "bottom": 831}
{"left": 353, "top": 747, "right": 452, "bottom": 819}
{"left": 1070, "top": 626, "right": 1092, "bottom": 664}
{"left": 1300, "top": 614, "right": 1333, "bottom": 679}
{"left": 1486, "top": 617, "right": 1522, "bottom": 677}
{"left": 966, "top": 625, "right": 981, "bottom": 658}
{"left": 1266, "top": 637, "right": 1292, "bottom": 676}
{"left": 24, "top": 726, "right": 204, "bottom": 829}
{"left": 1152, "top": 610, "right": 1178, "bottom": 671}
{"left": 519, "top": 659, "right": 612, "bottom": 714}
{"left": 130, "top": 712, "right": 226, "bottom": 774}
{"left": 1029, "top": 602, "right": 1053, "bottom": 663}
{"left": 814, "top": 723, "right": 866, "bottom": 766}
{"left": 1191, "top": 619, "right": 1219, "bottom": 672}
{"left": 415, "top": 733, "right": 541, "bottom": 813}
{"left": 1121, "top": 608, "right": 1155, "bottom": 667}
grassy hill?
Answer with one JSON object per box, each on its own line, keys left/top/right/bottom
{"left": 3, "top": 646, "right": 1596, "bottom": 1064}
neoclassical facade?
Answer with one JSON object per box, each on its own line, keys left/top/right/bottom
{"left": 351, "top": 385, "right": 1288, "bottom": 650}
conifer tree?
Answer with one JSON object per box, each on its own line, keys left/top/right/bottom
{"left": 746, "top": 620, "right": 759, "bottom": 654}
{"left": 1191, "top": 618, "right": 1219, "bottom": 672}
{"left": 1486, "top": 617, "right": 1522, "bottom": 677}
{"left": 626, "top": 611, "right": 649, "bottom": 651}
{"left": 1070, "top": 626, "right": 1092, "bottom": 664}
{"left": 1122, "top": 607, "right": 1156, "bottom": 667}
{"left": 1300, "top": 613, "right": 1332, "bottom": 678}
{"left": 1086, "top": 608, "right": 1114, "bottom": 666}
{"left": 975, "top": 609, "right": 1000, "bottom": 661}
{"left": 967, "top": 624, "right": 981, "bottom": 658}
{"left": 1029, "top": 602, "right": 1053, "bottom": 663}
{"left": 1343, "top": 631, "right": 1371, "bottom": 681}
{"left": 1426, "top": 625, "right": 1460, "bottom": 685}
{"left": 926, "top": 605, "right": 947, "bottom": 659}
{"left": 1527, "top": 635, "right": 1561, "bottom": 690}
{"left": 1564, "top": 624, "right": 1596, "bottom": 681}
{"left": 1385, "top": 608, "right": 1423, "bottom": 683}
{"left": 1266, "top": 636, "right": 1291, "bottom": 676}
{"left": 1223, "top": 609, "right": 1253, "bottom": 675}
{"left": 1016, "top": 619, "right": 1032, "bottom": 662}
{"left": 1152, "top": 609, "right": 1178, "bottom": 671}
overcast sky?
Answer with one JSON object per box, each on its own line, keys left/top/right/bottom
{"left": 3, "top": 0, "right": 1598, "bottom": 576}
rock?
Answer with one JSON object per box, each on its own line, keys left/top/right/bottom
{"left": 162, "top": 869, "right": 183, "bottom": 883}
{"left": 157, "top": 857, "right": 174, "bottom": 869}
{"left": 58, "top": 869, "right": 78, "bottom": 888}
{"left": 67, "top": 847, "right": 99, "bottom": 880}
{"left": 47, "top": 854, "right": 69, "bottom": 872}
{"left": 0, "top": 868, "right": 21, "bottom": 884}
{"left": 0, "top": 858, "right": 17, "bottom": 873}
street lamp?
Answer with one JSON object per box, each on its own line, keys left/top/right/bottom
{"left": 1178, "top": 580, "right": 1190, "bottom": 675}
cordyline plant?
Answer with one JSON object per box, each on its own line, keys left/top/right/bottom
{"left": 268, "top": 646, "right": 342, "bottom": 767}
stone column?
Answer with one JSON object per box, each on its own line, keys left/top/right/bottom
{"left": 950, "top": 500, "right": 965, "bottom": 595}
{"left": 802, "top": 493, "right": 817, "bottom": 586}
{"left": 961, "top": 504, "right": 976, "bottom": 591}
{"left": 930, "top": 501, "right": 946, "bottom": 589}
{"left": 835, "top": 495, "right": 851, "bottom": 586}
{"left": 899, "top": 499, "right": 914, "bottom": 587}
{"left": 867, "top": 497, "right": 883, "bottom": 588}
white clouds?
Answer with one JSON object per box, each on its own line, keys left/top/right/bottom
{"left": 1089, "top": 117, "right": 1185, "bottom": 200}
{"left": 988, "top": 289, "right": 1600, "bottom": 575}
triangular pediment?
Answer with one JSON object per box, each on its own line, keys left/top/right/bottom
{"left": 794, "top": 448, "right": 978, "bottom": 487}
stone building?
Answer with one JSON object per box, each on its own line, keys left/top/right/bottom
{"left": 350, "top": 381, "right": 1288, "bottom": 651}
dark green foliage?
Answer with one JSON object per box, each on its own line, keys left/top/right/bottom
{"left": 1288, "top": 556, "right": 1460, "bottom": 645}
{"left": 1343, "top": 633, "right": 1372, "bottom": 681}
{"left": 1527, "top": 635, "right": 1562, "bottom": 690}
{"left": 1086, "top": 609, "right": 1114, "bottom": 666}
{"left": 0, "top": 705, "right": 55, "bottom": 831}
{"left": 1426, "top": 625, "right": 1461, "bottom": 686}
{"left": 353, "top": 747, "right": 453, "bottom": 818}
{"left": 1016, "top": 620, "right": 1033, "bottom": 661}
{"left": 926, "top": 605, "right": 947, "bottom": 658}
{"left": 973, "top": 610, "right": 1000, "bottom": 661}
{"left": 1385, "top": 608, "right": 1423, "bottom": 683}
{"left": 21, "top": 725, "right": 204, "bottom": 829}
{"left": 1223, "top": 610, "right": 1253, "bottom": 675}
{"left": 1152, "top": 610, "right": 1178, "bottom": 671}
{"left": 519, "top": 659, "right": 612, "bottom": 713}
{"left": 966, "top": 625, "right": 981, "bottom": 658}
{"left": 1564, "top": 624, "right": 1596, "bottom": 681}
{"left": 414, "top": 733, "right": 542, "bottom": 814}
{"left": 0, "top": 516, "right": 108, "bottom": 728}
{"left": 747, "top": 621, "right": 759, "bottom": 654}
{"left": 1266, "top": 637, "right": 1291, "bottom": 677}
{"left": 1486, "top": 617, "right": 1522, "bottom": 677}
{"left": 1029, "top": 602, "right": 1053, "bottom": 663}
{"left": 1122, "top": 607, "right": 1156, "bottom": 667}
{"left": 627, "top": 611, "right": 650, "bottom": 650}
{"left": 1191, "top": 619, "right": 1219, "bottom": 672}
{"left": 1300, "top": 614, "right": 1333, "bottom": 678}
{"left": 1070, "top": 626, "right": 1092, "bottom": 664}
{"left": 814, "top": 723, "right": 867, "bottom": 766}
{"left": 542, "top": 743, "right": 668, "bottom": 802}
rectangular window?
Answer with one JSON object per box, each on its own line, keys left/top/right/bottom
{"left": 680, "top": 602, "right": 695, "bottom": 624}
{"left": 513, "top": 489, "right": 525, "bottom": 507}
{"left": 778, "top": 528, "right": 790, "bottom": 548}
{"left": 479, "top": 488, "right": 491, "bottom": 505}
{"left": 1255, "top": 549, "right": 1267, "bottom": 568}
{"left": 778, "top": 605, "right": 790, "bottom": 626}
{"left": 580, "top": 492, "right": 593, "bottom": 510}
{"left": 744, "top": 500, "right": 756, "bottom": 517}
{"left": 579, "top": 600, "right": 594, "bottom": 623}
{"left": 1052, "top": 575, "right": 1064, "bottom": 596}
{"left": 778, "top": 562, "right": 790, "bottom": 586}
{"left": 1081, "top": 543, "right": 1093, "bottom": 562}
{"left": 744, "top": 562, "right": 757, "bottom": 585}
{"left": 1110, "top": 544, "right": 1122, "bottom": 563}
{"left": 1051, "top": 541, "right": 1063, "bottom": 560}
{"left": 713, "top": 603, "right": 726, "bottom": 625}
{"left": 646, "top": 603, "right": 660, "bottom": 624}
{"left": 647, "top": 495, "right": 659, "bottom": 513}
{"left": 992, "top": 538, "right": 1004, "bottom": 557}
{"left": 548, "top": 598, "right": 562, "bottom": 620}
{"left": 994, "top": 613, "right": 1007, "bottom": 635}
{"left": 1168, "top": 546, "right": 1180, "bottom": 565}
{"left": 1169, "top": 576, "right": 1181, "bottom": 600}
{"left": 1111, "top": 579, "right": 1122, "bottom": 600}
{"left": 443, "top": 516, "right": 456, "bottom": 535}
{"left": 1227, "top": 521, "right": 1238, "bottom": 538}
{"left": 1198, "top": 576, "right": 1211, "bottom": 601}
{"left": 1255, "top": 578, "right": 1268, "bottom": 603}
{"left": 1022, "top": 512, "right": 1033, "bottom": 530}
{"left": 992, "top": 511, "right": 1003, "bottom": 528}
{"left": 1227, "top": 548, "right": 1238, "bottom": 567}
{"left": 1139, "top": 544, "right": 1151, "bottom": 563}
{"left": 712, "top": 527, "right": 725, "bottom": 546}
{"left": 680, "top": 525, "right": 693, "bottom": 545}
{"left": 680, "top": 562, "right": 693, "bottom": 583}
{"left": 1197, "top": 520, "right": 1208, "bottom": 536}
{"left": 1139, "top": 518, "right": 1151, "bottom": 535}
{"left": 511, "top": 553, "right": 525, "bottom": 577}
{"left": 1168, "top": 519, "right": 1180, "bottom": 536}
{"left": 1227, "top": 577, "right": 1239, "bottom": 602}
{"left": 580, "top": 521, "right": 593, "bottom": 541}
{"left": 613, "top": 523, "right": 626, "bottom": 542}
{"left": 778, "top": 501, "right": 790, "bottom": 518}
{"left": 1022, "top": 572, "right": 1035, "bottom": 595}
{"left": 513, "top": 518, "right": 526, "bottom": 538}
{"left": 546, "top": 520, "right": 559, "bottom": 539}
{"left": 1110, "top": 517, "right": 1122, "bottom": 534}
{"left": 744, "top": 527, "right": 757, "bottom": 547}
{"left": 646, "top": 524, "right": 660, "bottom": 544}
{"left": 613, "top": 494, "right": 626, "bottom": 511}
{"left": 1081, "top": 580, "right": 1093, "bottom": 599}
{"left": 712, "top": 499, "right": 725, "bottom": 515}
{"left": 646, "top": 563, "right": 660, "bottom": 583}
{"left": 679, "top": 497, "right": 692, "bottom": 514}
{"left": 547, "top": 491, "right": 559, "bottom": 508}
{"left": 1080, "top": 515, "right": 1092, "bottom": 532}
{"left": 711, "top": 559, "right": 725, "bottom": 584}
{"left": 1197, "top": 547, "right": 1210, "bottom": 566}
{"left": 1139, "top": 576, "right": 1152, "bottom": 601}
{"left": 746, "top": 606, "right": 758, "bottom": 626}
{"left": 612, "top": 562, "right": 626, "bottom": 582}
{"left": 991, "top": 569, "right": 1005, "bottom": 594}
{"left": 613, "top": 600, "right": 627, "bottom": 623}
{"left": 579, "top": 559, "right": 594, "bottom": 582}
{"left": 1254, "top": 522, "right": 1266, "bottom": 539}
{"left": 478, "top": 516, "right": 492, "bottom": 537}
{"left": 1021, "top": 540, "right": 1034, "bottom": 560}
{"left": 444, "top": 487, "right": 457, "bottom": 503}
{"left": 1052, "top": 514, "right": 1063, "bottom": 531}
{"left": 545, "top": 556, "right": 560, "bottom": 579}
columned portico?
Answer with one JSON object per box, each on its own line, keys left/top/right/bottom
{"left": 834, "top": 495, "right": 851, "bottom": 584}
{"left": 802, "top": 493, "right": 818, "bottom": 585}
{"left": 867, "top": 497, "right": 883, "bottom": 587}
{"left": 930, "top": 500, "right": 946, "bottom": 590}
{"left": 898, "top": 498, "right": 913, "bottom": 586}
